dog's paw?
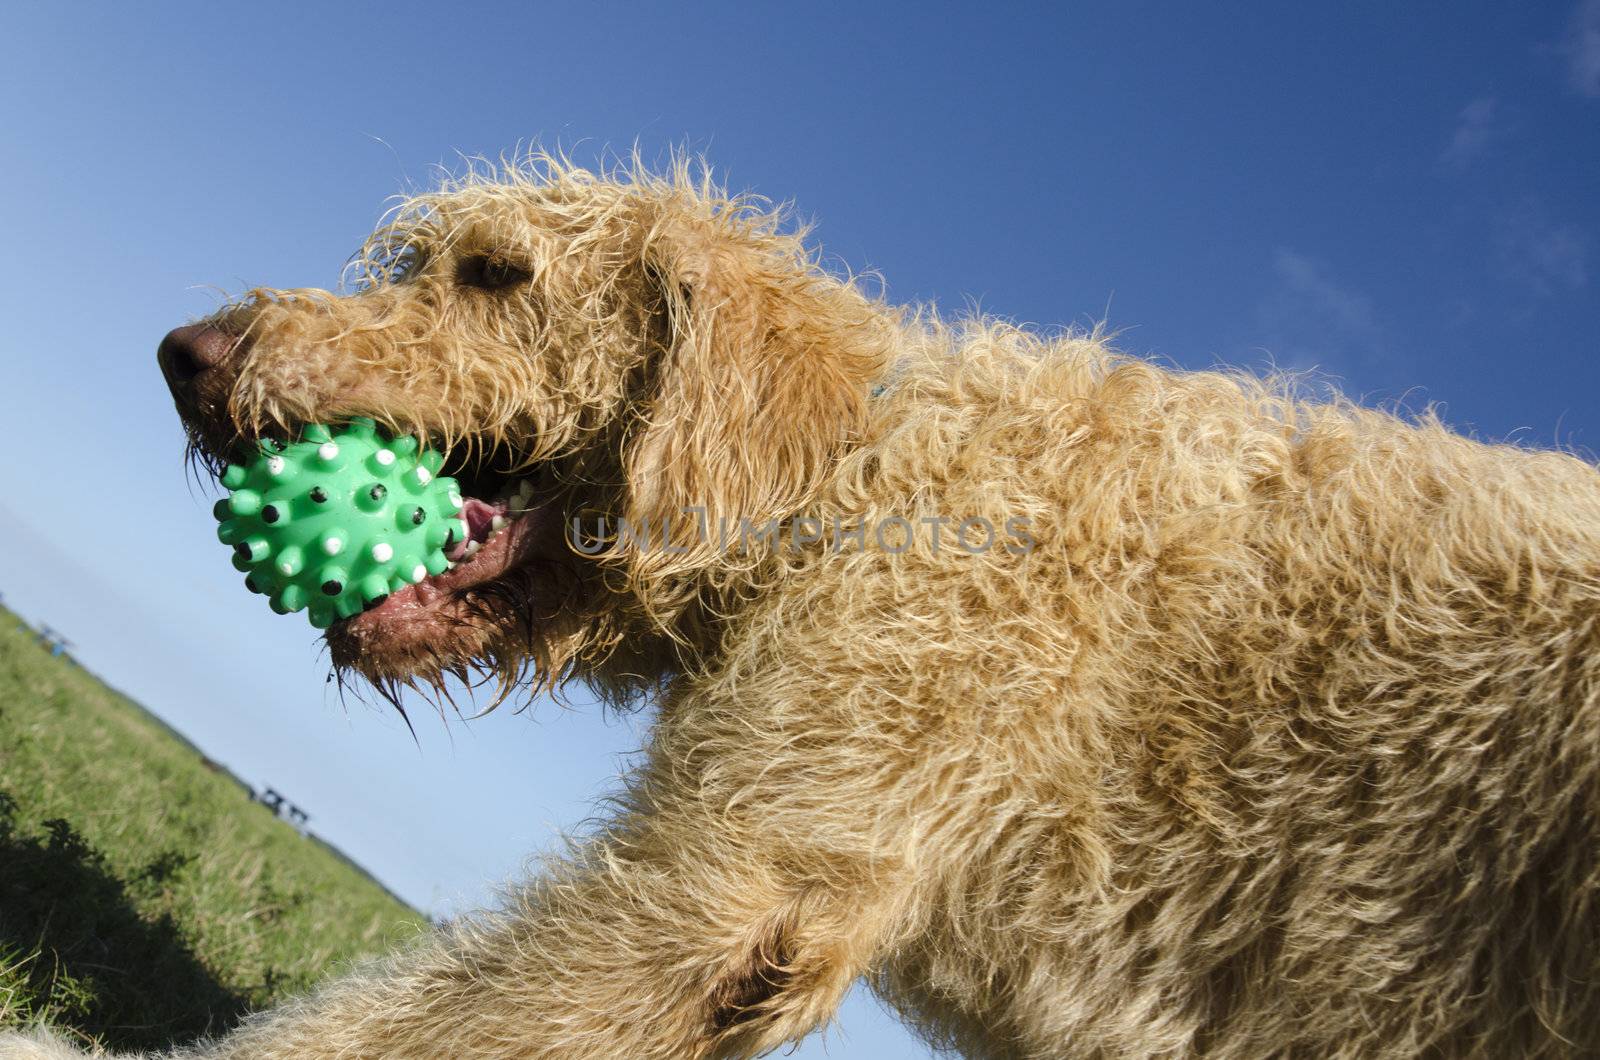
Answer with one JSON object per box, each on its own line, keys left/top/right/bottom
{"left": 0, "top": 1028, "right": 96, "bottom": 1059}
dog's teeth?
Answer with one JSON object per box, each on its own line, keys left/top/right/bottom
{"left": 491, "top": 516, "right": 508, "bottom": 531}
{"left": 463, "top": 540, "right": 481, "bottom": 557}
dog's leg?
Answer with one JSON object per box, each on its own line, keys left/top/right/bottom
{"left": 6, "top": 789, "right": 901, "bottom": 1060}
{"left": 151, "top": 688, "right": 913, "bottom": 1060}
{"left": 197, "top": 814, "right": 899, "bottom": 1059}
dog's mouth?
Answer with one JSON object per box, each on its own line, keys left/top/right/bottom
{"left": 337, "top": 465, "right": 550, "bottom": 638}
{"left": 271, "top": 437, "right": 578, "bottom": 678}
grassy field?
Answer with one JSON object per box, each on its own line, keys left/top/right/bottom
{"left": 0, "top": 605, "right": 424, "bottom": 1052}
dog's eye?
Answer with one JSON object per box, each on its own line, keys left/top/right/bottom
{"left": 457, "top": 255, "right": 530, "bottom": 291}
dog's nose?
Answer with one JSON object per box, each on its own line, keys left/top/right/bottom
{"left": 157, "top": 323, "right": 237, "bottom": 398}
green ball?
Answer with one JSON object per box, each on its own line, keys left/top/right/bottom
{"left": 214, "top": 419, "right": 464, "bottom": 628}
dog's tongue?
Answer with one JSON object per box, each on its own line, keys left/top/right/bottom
{"left": 449, "top": 497, "right": 509, "bottom": 561}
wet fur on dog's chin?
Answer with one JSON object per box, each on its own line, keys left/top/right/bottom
{"left": 0, "top": 1027, "right": 91, "bottom": 1059}
{"left": 323, "top": 501, "right": 590, "bottom": 697}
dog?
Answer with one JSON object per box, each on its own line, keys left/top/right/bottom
{"left": 6, "top": 156, "right": 1597, "bottom": 1058}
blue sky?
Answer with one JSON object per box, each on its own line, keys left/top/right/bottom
{"left": 1, "top": 2, "right": 1596, "bottom": 1055}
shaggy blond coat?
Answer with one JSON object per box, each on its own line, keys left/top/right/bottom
{"left": 6, "top": 158, "right": 1597, "bottom": 1058}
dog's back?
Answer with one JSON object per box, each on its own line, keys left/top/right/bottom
{"left": 800, "top": 328, "right": 1600, "bottom": 1055}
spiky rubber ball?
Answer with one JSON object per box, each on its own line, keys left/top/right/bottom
{"left": 214, "top": 419, "right": 464, "bottom": 629}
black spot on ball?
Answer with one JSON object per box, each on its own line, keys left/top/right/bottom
{"left": 411, "top": 507, "right": 426, "bottom": 525}
{"left": 368, "top": 484, "right": 387, "bottom": 502}
{"left": 235, "top": 543, "right": 252, "bottom": 559}
{"left": 309, "top": 487, "right": 328, "bottom": 503}
{"left": 363, "top": 595, "right": 389, "bottom": 611}
{"left": 245, "top": 575, "right": 261, "bottom": 593}
{"left": 322, "top": 580, "right": 343, "bottom": 596}
{"left": 262, "top": 505, "right": 280, "bottom": 524}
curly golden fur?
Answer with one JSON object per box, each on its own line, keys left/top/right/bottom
{"left": 7, "top": 155, "right": 1598, "bottom": 1058}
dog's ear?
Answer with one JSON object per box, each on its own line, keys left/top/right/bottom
{"left": 621, "top": 205, "right": 890, "bottom": 598}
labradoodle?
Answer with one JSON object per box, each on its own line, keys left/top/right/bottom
{"left": 7, "top": 157, "right": 1598, "bottom": 1058}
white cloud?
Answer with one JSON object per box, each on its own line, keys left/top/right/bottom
{"left": 1441, "top": 96, "right": 1502, "bottom": 166}
{"left": 1251, "top": 249, "right": 1387, "bottom": 376}
{"left": 1563, "top": 0, "right": 1600, "bottom": 96}
{"left": 1493, "top": 199, "right": 1589, "bottom": 296}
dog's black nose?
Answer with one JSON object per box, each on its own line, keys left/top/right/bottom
{"left": 158, "top": 323, "right": 236, "bottom": 398}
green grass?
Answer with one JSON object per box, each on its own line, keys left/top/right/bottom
{"left": 0, "top": 606, "right": 423, "bottom": 1052}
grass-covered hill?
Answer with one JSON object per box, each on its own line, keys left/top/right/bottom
{"left": 0, "top": 605, "right": 423, "bottom": 1053}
